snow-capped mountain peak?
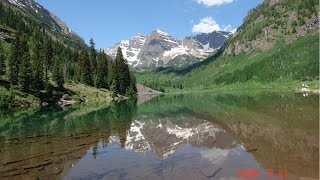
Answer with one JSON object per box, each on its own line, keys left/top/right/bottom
{"left": 105, "top": 29, "right": 231, "bottom": 69}
{"left": 119, "top": 40, "right": 129, "bottom": 46}
{"left": 105, "top": 34, "right": 147, "bottom": 66}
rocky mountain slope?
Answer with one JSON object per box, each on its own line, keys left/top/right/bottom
{"left": 0, "top": 0, "right": 84, "bottom": 48}
{"left": 105, "top": 29, "right": 232, "bottom": 69}
{"left": 224, "top": 0, "right": 319, "bottom": 55}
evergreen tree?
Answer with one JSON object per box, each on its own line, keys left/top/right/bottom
{"left": 108, "top": 47, "right": 137, "bottom": 97}
{"left": 95, "top": 50, "right": 109, "bottom": 88}
{"left": 108, "top": 60, "right": 117, "bottom": 88}
{"left": 110, "top": 79, "right": 118, "bottom": 98}
{"left": 115, "top": 47, "right": 130, "bottom": 95}
{"left": 71, "top": 51, "right": 80, "bottom": 82}
{"left": 75, "top": 61, "right": 82, "bottom": 83}
{"left": 52, "top": 56, "right": 64, "bottom": 89}
{"left": 0, "top": 41, "right": 5, "bottom": 79}
{"left": 126, "top": 74, "right": 137, "bottom": 97}
{"left": 44, "top": 40, "right": 53, "bottom": 83}
{"left": 79, "top": 48, "right": 93, "bottom": 85}
{"left": 89, "top": 38, "right": 97, "bottom": 84}
{"left": 18, "top": 36, "right": 33, "bottom": 92}
{"left": 7, "top": 34, "right": 20, "bottom": 85}
{"left": 30, "top": 40, "right": 44, "bottom": 91}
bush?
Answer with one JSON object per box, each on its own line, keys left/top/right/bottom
{"left": 0, "top": 87, "right": 14, "bottom": 108}
{"left": 0, "top": 86, "right": 40, "bottom": 109}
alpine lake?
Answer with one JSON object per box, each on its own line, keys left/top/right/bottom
{"left": 0, "top": 90, "right": 319, "bottom": 180}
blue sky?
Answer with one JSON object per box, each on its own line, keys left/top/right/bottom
{"left": 35, "top": 0, "right": 263, "bottom": 49}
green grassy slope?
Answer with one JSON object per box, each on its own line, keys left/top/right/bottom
{"left": 137, "top": 34, "right": 319, "bottom": 92}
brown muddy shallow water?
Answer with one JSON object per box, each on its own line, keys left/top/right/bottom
{"left": 0, "top": 91, "right": 319, "bottom": 180}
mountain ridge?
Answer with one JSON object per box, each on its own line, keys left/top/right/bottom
{"left": 224, "top": 0, "right": 319, "bottom": 55}
{"left": 105, "top": 29, "right": 232, "bottom": 69}
{"left": 0, "top": 0, "right": 84, "bottom": 48}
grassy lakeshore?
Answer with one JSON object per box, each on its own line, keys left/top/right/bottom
{"left": 0, "top": 82, "right": 114, "bottom": 110}
{"left": 163, "top": 80, "right": 320, "bottom": 93}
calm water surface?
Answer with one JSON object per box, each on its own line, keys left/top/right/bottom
{"left": 0, "top": 91, "right": 319, "bottom": 180}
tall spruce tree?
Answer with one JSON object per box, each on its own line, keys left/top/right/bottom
{"left": 89, "top": 38, "right": 97, "bottom": 84}
{"left": 126, "top": 74, "right": 137, "bottom": 97}
{"left": 18, "top": 35, "right": 33, "bottom": 92}
{"left": 108, "top": 60, "right": 117, "bottom": 87}
{"left": 110, "top": 79, "right": 118, "bottom": 98}
{"left": 79, "top": 48, "right": 93, "bottom": 85}
{"left": 52, "top": 56, "right": 64, "bottom": 89}
{"left": 7, "top": 33, "right": 20, "bottom": 85}
{"left": 44, "top": 40, "right": 53, "bottom": 84}
{"left": 70, "top": 50, "right": 79, "bottom": 82}
{"left": 75, "top": 61, "right": 82, "bottom": 83}
{"left": 0, "top": 41, "right": 5, "bottom": 79}
{"left": 95, "top": 50, "right": 109, "bottom": 88}
{"left": 31, "top": 40, "right": 44, "bottom": 91}
{"left": 108, "top": 47, "right": 137, "bottom": 97}
{"left": 115, "top": 47, "right": 131, "bottom": 95}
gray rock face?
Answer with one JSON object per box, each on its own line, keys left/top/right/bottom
{"left": 183, "top": 31, "right": 232, "bottom": 52}
{"left": 105, "top": 29, "right": 232, "bottom": 69}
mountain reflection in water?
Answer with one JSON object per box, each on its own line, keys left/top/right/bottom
{"left": 0, "top": 91, "right": 318, "bottom": 180}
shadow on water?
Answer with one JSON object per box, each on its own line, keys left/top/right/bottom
{"left": 0, "top": 90, "right": 319, "bottom": 180}
{"left": 0, "top": 99, "right": 138, "bottom": 179}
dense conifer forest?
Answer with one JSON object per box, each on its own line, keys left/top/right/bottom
{"left": 0, "top": 3, "right": 137, "bottom": 109}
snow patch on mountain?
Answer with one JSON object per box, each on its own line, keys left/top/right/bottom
{"left": 163, "top": 38, "right": 180, "bottom": 45}
{"left": 163, "top": 45, "right": 188, "bottom": 59}
{"left": 202, "top": 42, "right": 218, "bottom": 52}
{"left": 8, "top": 0, "right": 26, "bottom": 9}
{"left": 155, "top": 29, "right": 169, "bottom": 36}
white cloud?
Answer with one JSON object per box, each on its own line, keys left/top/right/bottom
{"left": 192, "top": 17, "right": 235, "bottom": 33}
{"left": 192, "top": 17, "right": 221, "bottom": 33}
{"left": 222, "top": 24, "right": 232, "bottom": 31}
{"left": 197, "top": 0, "right": 235, "bottom": 6}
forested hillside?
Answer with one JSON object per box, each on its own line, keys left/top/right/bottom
{"left": 137, "top": 0, "right": 319, "bottom": 92}
{"left": 0, "top": 2, "right": 136, "bottom": 109}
